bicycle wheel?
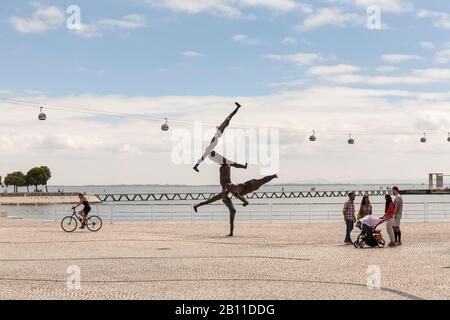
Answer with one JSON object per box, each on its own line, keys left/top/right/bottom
{"left": 86, "top": 216, "right": 103, "bottom": 232}
{"left": 61, "top": 216, "right": 78, "bottom": 233}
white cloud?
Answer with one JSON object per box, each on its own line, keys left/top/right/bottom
{"left": 70, "top": 15, "right": 148, "bottom": 38}
{"left": 145, "top": 0, "right": 300, "bottom": 17}
{"left": 297, "top": 7, "right": 363, "bottom": 31}
{"left": 412, "top": 68, "right": 450, "bottom": 80}
{"left": 70, "top": 23, "right": 103, "bottom": 38}
{"left": 436, "top": 49, "right": 450, "bottom": 64}
{"left": 0, "top": 90, "right": 13, "bottom": 96}
{"left": 326, "top": 0, "right": 413, "bottom": 13}
{"left": 348, "top": 0, "right": 414, "bottom": 13}
{"left": 382, "top": 54, "right": 422, "bottom": 63}
{"left": 10, "top": 5, "right": 148, "bottom": 37}
{"left": 268, "top": 79, "right": 307, "bottom": 88}
{"left": 2, "top": 89, "right": 450, "bottom": 184}
{"left": 263, "top": 52, "right": 328, "bottom": 66}
{"left": 329, "top": 74, "right": 423, "bottom": 85}
{"left": 417, "top": 10, "right": 450, "bottom": 29}
{"left": 145, "top": 0, "right": 243, "bottom": 18}
{"left": 326, "top": 68, "right": 450, "bottom": 85}
{"left": 375, "top": 66, "right": 398, "bottom": 73}
{"left": 232, "top": 34, "right": 263, "bottom": 45}
{"left": 419, "top": 41, "right": 435, "bottom": 49}
{"left": 280, "top": 37, "right": 297, "bottom": 45}
{"left": 10, "top": 6, "right": 65, "bottom": 33}
{"left": 239, "top": 0, "right": 297, "bottom": 11}
{"left": 98, "top": 15, "right": 148, "bottom": 30}
{"left": 183, "top": 51, "right": 204, "bottom": 58}
{"left": 307, "top": 64, "right": 362, "bottom": 76}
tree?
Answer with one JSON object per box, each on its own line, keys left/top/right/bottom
{"left": 4, "top": 172, "right": 26, "bottom": 193}
{"left": 40, "top": 166, "right": 52, "bottom": 192}
{"left": 24, "top": 174, "right": 31, "bottom": 192}
{"left": 26, "top": 168, "right": 43, "bottom": 192}
{"left": 25, "top": 166, "right": 52, "bottom": 192}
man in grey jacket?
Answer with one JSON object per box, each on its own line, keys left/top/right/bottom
{"left": 392, "top": 186, "right": 403, "bottom": 245}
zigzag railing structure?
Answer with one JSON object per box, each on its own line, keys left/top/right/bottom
{"left": 95, "top": 189, "right": 392, "bottom": 202}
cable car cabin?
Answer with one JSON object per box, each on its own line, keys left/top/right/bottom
{"left": 38, "top": 107, "right": 46, "bottom": 121}
{"left": 161, "top": 118, "right": 169, "bottom": 131}
{"left": 421, "top": 134, "right": 427, "bottom": 143}
{"left": 348, "top": 135, "right": 355, "bottom": 145}
{"left": 309, "top": 130, "right": 317, "bottom": 142}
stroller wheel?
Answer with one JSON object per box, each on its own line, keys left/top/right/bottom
{"left": 354, "top": 234, "right": 363, "bottom": 248}
{"left": 377, "top": 239, "right": 386, "bottom": 248}
{"left": 359, "top": 241, "right": 365, "bottom": 249}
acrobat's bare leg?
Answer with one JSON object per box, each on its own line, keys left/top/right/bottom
{"left": 194, "top": 144, "right": 217, "bottom": 172}
{"left": 194, "top": 103, "right": 242, "bottom": 172}
{"left": 258, "top": 174, "right": 278, "bottom": 186}
{"left": 193, "top": 134, "right": 222, "bottom": 173}
{"left": 217, "top": 103, "right": 242, "bottom": 133}
{"left": 193, "top": 192, "right": 227, "bottom": 213}
{"left": 233, "top": 193, "right": 249, "bottom": 207}
{"left": 241, "top": 174, "right": 279, "bottom": 195}
{"left": 209, "top": 151, "right": 247, "bottom": 169}
{"left": 223, "top": 197, "right": 236, "bottom": 237}
{"left": 231, "top": 162, "right": 247, "bottom": 169}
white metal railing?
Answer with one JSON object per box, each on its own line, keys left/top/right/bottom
{"left": 83, "top": 201, "right": 450, "bottom": 224}
{"left": 2, "top": 201, "right": 449, "bottom": 224}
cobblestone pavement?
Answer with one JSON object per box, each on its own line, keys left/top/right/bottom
{"left": 0, "top": 219, "right": 449, "bottom": 300}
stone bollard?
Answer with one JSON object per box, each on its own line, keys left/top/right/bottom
{"left": 0, "top": 211, "right": 8, "bottom": 218}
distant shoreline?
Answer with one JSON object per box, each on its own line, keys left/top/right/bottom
{"left": 0, "top": 193, "right": 101, "bottom": 205}
{"left": 41, "top": 182, "right": 429, "bottom": 188}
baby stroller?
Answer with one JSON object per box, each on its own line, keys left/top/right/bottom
{"left": 354, "top": 216, "right": 386, "bottom": 248}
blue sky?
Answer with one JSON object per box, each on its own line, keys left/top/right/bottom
{"left": 1, "top": 0, "right": 450, "bottom": 185}
{"left": 2, "top": 0, "right": 450, "bottom": 96}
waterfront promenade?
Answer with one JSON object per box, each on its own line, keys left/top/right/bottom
{"left": 0, "top": 193, "right": 101, "bottom": 205}
{"left": 0, "top": 219, "right": 449, "bottom": 300}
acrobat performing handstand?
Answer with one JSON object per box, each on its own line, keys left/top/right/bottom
{"left": 194, "top": 151, "right": 248, "bottom": 211}
{"left": 194, "top": 173, "right": 278, "bottom": 237}
{"left": 193, "top": 102, "right": 242, "bottom": 173}
{"left": 191, "top": 101, "right": 277, "bottom": 236}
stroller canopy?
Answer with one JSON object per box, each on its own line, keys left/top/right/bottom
{"left": 360, "top": 215, "right": 385, "bottom": 228}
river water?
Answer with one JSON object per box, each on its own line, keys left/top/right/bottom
{"left": 1, "top": 184, "right": 450, "bottom": 223}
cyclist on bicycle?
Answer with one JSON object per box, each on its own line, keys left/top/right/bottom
{"left": 73, "top": 193, "right": 91, "bottom": 229}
